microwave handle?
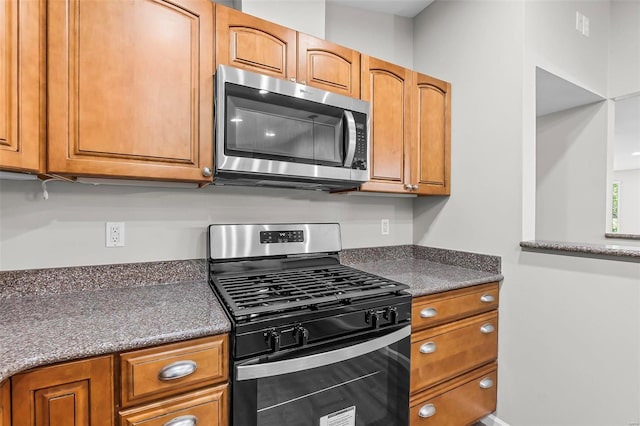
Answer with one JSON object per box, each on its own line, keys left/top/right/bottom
{"left": 343, "top": 110, "right": 357, "bottom": 168}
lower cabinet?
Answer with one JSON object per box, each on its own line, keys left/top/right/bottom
{"left": 119, "top": 386, "right": 227, "bottom": 426}
{"left": 6, "top": 334, "right": 229, "bottom": 426}
{"left": 1, "top": 381, "right": 10, "bottom": 426}
{"left": 11, "top": 356, "right": 114, "bottom": 426}
{"left": 410, "top": 282, "right": 499, "bottom": 426}
{"left": 118, "top": 335, "right": 228, "bottom": 426}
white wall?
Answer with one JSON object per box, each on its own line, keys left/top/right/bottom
{"left": 325, "top": 2, "right": 413, "bottom": 69}
{"left": 609, "top": 0, "right": 640, "bottom": 98}
{"left": 240, "top": 0, "right": 326, "bottom": 38}
{"left": 536, "top": 102, "right": 608, "bottom": 242}
{"left": 613, "top": 169, "right": 640, "bottom": 235}
{"left": 0, "top": 180, "right": 412, "bottom": 270}
{"left": 413, "top": 1, "right": 640, "bottom": 425}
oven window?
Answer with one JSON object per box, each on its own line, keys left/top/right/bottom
{"left": 233, "top": 332, "right": 410, "bottom": 426}
{"left": 225, "top": 83, "right": 345, "bottom": 166}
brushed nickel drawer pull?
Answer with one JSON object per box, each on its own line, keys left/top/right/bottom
{"left": 163, "top": 415, "right": 197, "bottom": 426}
{"left": 420, "top": 307, "right": 437, "bottom": 318}
{"left": 419, "top": 342, "right": 437, "bottom": 354}
{"left": 480, "top": 294, "right": 495, "bottom": 303}
{"left": 158, "top": 360, "right": 197, "bottom": 381}
{"left": 479, "top": 378, "right": 494, "bottom": 389}
{"left": 418, "top": 403, "right": 436, "bottom": 418}
{"left": 480, "top": 323, "right": 495, "bottom": 334}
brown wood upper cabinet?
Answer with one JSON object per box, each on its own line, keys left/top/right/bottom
{"left": 359, "top": 57, "right": 451, "bottom": 196}
{"left": 47, "top": 0, "right": 214, "bottom": 183}
{"left": 359, "top": 56, "right": 413, "bottom": 194}
{"left": 11, "top": 355, "right": 114, "bottom": 426}
{"left": 410, "top": 72, "right": 451, "bottom": 195}
{"left": 297, "top": 33, "right": 360, "bottom": 98}
{"left": 216, "top": 4, "right": 360, "bottom": 97}
{"left": 215, "top": 4, "right": 297, "bottom": 81}
{"left": 0, "top": 0, "right": 45, "bottom": 174}
{"left": 0, "top": 380, "right": 9, "bottom": 426}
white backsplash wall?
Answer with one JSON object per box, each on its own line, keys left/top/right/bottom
{"left": 0, "top": 180, "right": 412, "bottom": 271}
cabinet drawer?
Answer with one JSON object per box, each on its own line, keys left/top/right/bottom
{"left": 411, "top": 311, "right": 497, "bottom": 393}
{"left": 120, "top": 335, "right": 228, "bottom": 408}
{"left": 410, "top": 364, "right": 497, "bottom": 426}
{"left": 120, "top": 385, "right": 227, "bottom": 426}
{"left": 412, "top": 282, "right": 499, "bottom": 331}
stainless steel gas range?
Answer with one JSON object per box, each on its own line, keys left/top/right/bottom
{"left": 207, "top": 223, "right": 411, "bottom": 426}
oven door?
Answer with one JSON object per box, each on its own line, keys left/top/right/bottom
{"left": 233, "top": 325, "right": 410, "bottom": 426}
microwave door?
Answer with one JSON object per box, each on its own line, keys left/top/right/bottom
{"left": 343, "top": 111, "right": 356, "bottom": 168}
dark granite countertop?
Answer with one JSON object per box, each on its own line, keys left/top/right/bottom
{"left": 348, "top": 258, "right": 503, "bottom": 297}
{"left": 0, "top": 245, "right": 502, "bottom": 382}
{"left": 0, "top": 280, "right": 230, "bottom": 382}
{"left": 520, "top": 240, "right": 640, "bottom": 261}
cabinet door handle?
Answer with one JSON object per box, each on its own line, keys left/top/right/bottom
{"left": 202, "top": 167, "right": 212, "bottom": 177}
{"left": 480, "top": 294, "right": 495, "bottom": 303}
{"left": 419, "top": 342, "right": 437, "bottom": 354}
{"left": 480, "top": 323, "right": 495, "bottom": 334}
{"left": 479, "top": 378, "right": 494, "bottom": 389}
{"left": 420, "top": 307, "right": 437, "bottom": 318}
{"left": 411, "top": 184, "right": 419, "bottom": 190}
{"left": 405, "top": 183, "right": 412, "bottom": 190}
{"left": 290, "top": 77, "right": 296, "bottom": 82}
{"left": 158, "top": 360, "right": 197, "bottom": 381}
{"left": 418, "top": 403, "right": 436, "bottom": 418}
{"left": 164, "top": 415, "right": 197, "bottom": 426}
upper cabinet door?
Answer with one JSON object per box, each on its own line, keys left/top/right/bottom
{"left": 47, "top": 0, "right": 214, "bottom": 182}
{"left": 297, "top": 33, "right": 360, "bottom": 98}
{"left": 0, "top": 0, "right": 45, "bottom": 174}
{"left": 215, "top": 4, "right": 296, "bottom": 81}
{"left": 359, "top": 56, "right": 412, "bottom": 193}
{"left": 412, "top": 72, "right": 451, "bottom": 195}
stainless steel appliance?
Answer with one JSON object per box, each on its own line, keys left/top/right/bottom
{"left": 214, "top": 66, "right": 370, "bottom": 191}
{"left": 207, "top": 223, "right": 411, "bottom": 426}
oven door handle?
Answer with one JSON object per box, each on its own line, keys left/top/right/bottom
{"left": 236, "top": 325, "right": 410, "bottom": 381}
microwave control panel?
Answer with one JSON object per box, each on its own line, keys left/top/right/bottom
{"left": 351, "top": 112, "right": 368, "bottom": 170}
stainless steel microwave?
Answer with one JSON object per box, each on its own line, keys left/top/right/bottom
{"left": 214, "top": 65, "right": 370, "bottom": 191}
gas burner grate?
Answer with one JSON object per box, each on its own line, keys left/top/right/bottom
{"left": 212, "top": 264, "right": 407, "bottom": 318}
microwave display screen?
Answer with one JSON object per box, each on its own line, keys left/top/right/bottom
{"left": 225, "top": 83, "right": 346, "bottom": 166}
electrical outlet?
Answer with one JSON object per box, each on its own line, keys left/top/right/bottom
{"left": 106, "top": 222, "right": 125, "bottom": 247}
{"left": 381, "top": 219, "right": 389, "bottom": 235}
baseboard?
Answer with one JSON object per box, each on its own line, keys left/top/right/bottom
{"left": 479, "top": 413, "right": 512, "bottom": 426}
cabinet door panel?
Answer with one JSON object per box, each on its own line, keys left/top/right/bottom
{"left": 411, "top": 311, "right": 498, "bottom": 394}
{"left": 413, "top": 72, "right": 451, "bottom": 195}
{"left": 216, "top": 4, "right": 296, "bottom": 80}
{"left": 359, "top": 56, "right": 412, "bottom": 193}
{"left": 0, "top": 0, "right": 44, "bottom": 173}
{"left": 410, "top": 366, "right": 497, "bottom": 426}
{"left": 0, "top": 380, "right": 9, "bottom": 426}
{"left": 297, "top": 33, "right": 359, "bottom": 97}
{"left": 48, "top": 0, "right": 213, "bottom": 182}
{"left": 11, "top": 355, "right": 114, "bottom": 426}
{"left": 119, "top": 386, "right": 227, "bottom": 426}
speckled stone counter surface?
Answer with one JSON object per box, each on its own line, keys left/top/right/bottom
{"left": 520, "top": 240, "right": 640, "bottom": 260}
{"left": 342, "top": 245, "right": 503, "bottom": 297}
{"left": 0, "top": 280, "right": 230, "bottom": 382}
{"left": 605, "top": 233, "right": 640, "bottom": 240}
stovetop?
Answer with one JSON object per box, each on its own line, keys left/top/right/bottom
{"left": 211, "top": 263, "right": 408, "bottom": 321}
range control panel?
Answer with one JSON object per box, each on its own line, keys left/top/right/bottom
{"left": 260, "top": 230, "right": 305, "bottom": 244}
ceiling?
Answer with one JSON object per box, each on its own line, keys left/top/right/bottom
{"left": 536, "top": 68, "right": 604, "bottom": 117}
{"left": 328, "top": 0, "right": 434, "bottom": 18}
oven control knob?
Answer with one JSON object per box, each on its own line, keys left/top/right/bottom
{"left": 265, "top": 330, "right": 281, "bottom": 352}
{"left": 294, "top": 326, "right": 309, "bottom": 346}
{"left": 366, "top": 310, "right": 381, "bottom": 328}
{"left": 384, "top": 307, "right": 399, "bottom": 324}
